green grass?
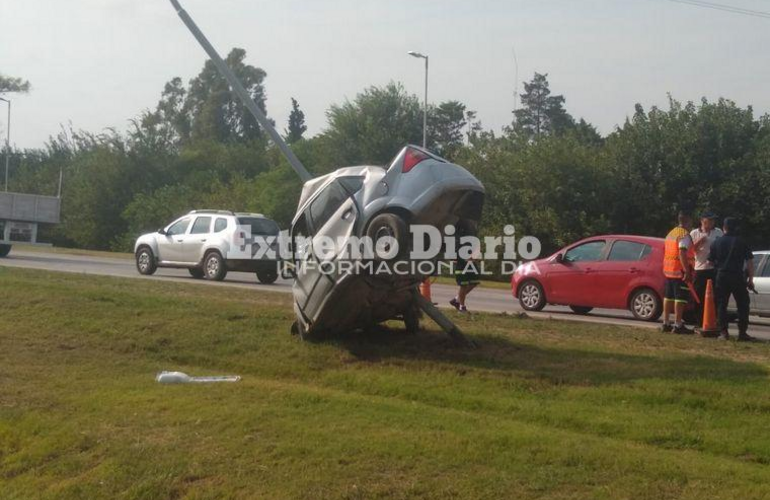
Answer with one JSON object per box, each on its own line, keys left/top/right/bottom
{"left": 2, "top": 267, "right": 770, "bottom": 499}
{"left": 11, "top": 243, "right": 132, "bottom": 260}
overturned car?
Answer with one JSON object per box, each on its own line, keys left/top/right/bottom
{"left": 288, "top": 145, "right": 484, "bottom": 338}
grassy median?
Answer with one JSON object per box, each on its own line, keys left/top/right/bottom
{"left": 1, "top": 267, "right": 770, "bottom": 499}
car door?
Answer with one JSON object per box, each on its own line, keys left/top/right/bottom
{"left": 546, "top": 240, "right": 607, "bottom": 305}
{"left": 157, "top": 217, "right": 191, "bottom": 263}
{"left": 592, "top": 239, "right": 654, "bottom": 309}
{"left": 753, "top": 254, "right": 770, "bottom": 316}
{"left": 293, "top": 179, "right": 359, "bottom": 322}
{"left": 185, "top": 216, "right": 212, "bottom": 264}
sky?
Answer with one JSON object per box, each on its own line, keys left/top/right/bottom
{"left": 1, "top": 0, "right": 770, "bottom": 149}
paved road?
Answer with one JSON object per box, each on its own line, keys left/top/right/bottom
{"left": 3, "top": 248, "right": 769, "bottom": 340}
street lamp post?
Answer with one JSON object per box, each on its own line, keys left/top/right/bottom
{"left": 408, "top": 51, "right": 429, "bottom": 149}
{"left": 0, "top": 98, "right": 9, "bottom": 192}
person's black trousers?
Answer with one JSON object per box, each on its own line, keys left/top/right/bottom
{"left": 694, "top": 269, "right": 717, "bottom": 324}
{"left": 715, "top": 271, "right": 750, "bottom": 334}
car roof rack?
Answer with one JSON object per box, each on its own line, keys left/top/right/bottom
{"left": 189, "top": 209, "right": 236, "bottom": 215}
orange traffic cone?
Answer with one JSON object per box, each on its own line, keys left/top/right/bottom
{"left": 420, "top": 278, "right": 432, "bottom": 302}
{"left": 696, "top": 279, "right": 720, "bottom": 338}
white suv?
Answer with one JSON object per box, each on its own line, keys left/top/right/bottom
{"left": 134, "top": 210, "right": 281, "bottom": 283}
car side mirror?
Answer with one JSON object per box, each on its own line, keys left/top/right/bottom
{"left": 554, "top": 253, "right": 564, "bottom": 264}
{"left": 157, "top": 228, "right": 167, "bottom": 235}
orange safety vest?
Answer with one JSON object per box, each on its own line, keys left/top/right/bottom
{"left": 663, "top": 226, "right": 695, "bottom": 279}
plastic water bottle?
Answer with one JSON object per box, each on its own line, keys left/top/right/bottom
{"left": 156, "top": 371, "right": 240, "bottom": 384}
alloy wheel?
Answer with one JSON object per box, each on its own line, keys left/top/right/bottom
{"left": 633, "top": 291, "right": 656, "bottom": 320}
{"left": 521, "top": 283, "right": 541, "bottom": 309}
{"left": 138, "top": 251, "right": 150, "bottom": 272}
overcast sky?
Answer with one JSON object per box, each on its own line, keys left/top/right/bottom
{"left": 2, "top": 0, "right": 769, "bottom": 149}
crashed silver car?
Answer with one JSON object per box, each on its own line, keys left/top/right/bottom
{"left": 288, "top": 145, "right": 484, "bottom": 338}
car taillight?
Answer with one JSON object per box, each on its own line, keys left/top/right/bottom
{"left": 402, "top": 148, "right": 429, "bottom": 173}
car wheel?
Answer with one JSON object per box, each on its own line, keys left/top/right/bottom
{"left": 135, "top": 247, "right": 157, "bottom": 275}
{"left": 203, "top": 251, "right": 228, "bottom": 281}
{"left": 256, "top": 267, "right": 278, "bottom": 284}
{"left": 569, "top": 306, "right": 593, "bottom": 315}
{"left": 188, "top": 267, "right": 205, "bottom": 279}
{"left": 518, "top": 280, "right": 546, "bottom": 311}
{"left": 0, "top": 244, "right": 11, "bottom": 258}
{"left": 365, "top": 213, "right": 408, "bottom": 261}
{"left": 630, "top": 288, "right": 662, "bottom": 321}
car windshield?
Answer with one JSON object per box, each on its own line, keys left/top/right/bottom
{"left": 238, "top": 217, "right": 279, "bottom": 235}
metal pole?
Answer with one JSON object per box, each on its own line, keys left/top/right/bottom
{"left": 168, "top": 0, "right": 312, "bottom": 182}
{"left": 1, "top": 98, "right": 9, "bottom": 192}
{"left": 423, "top": 56, "right": 428, "bottom": 148}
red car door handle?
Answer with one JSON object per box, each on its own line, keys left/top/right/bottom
{"left": 585, "top": 268, "right": 593, "bottom": 273}
{"left": 630, "top": 267, "right": 641, "bottom": 273}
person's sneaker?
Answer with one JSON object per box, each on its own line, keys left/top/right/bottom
{"left": 719, "top": 331, "right": 730, "bottom": 341}
{"left": 660, "top": 324, "right": 673, "bottom": 333}
{"left": 449, "top": 298, "right": 460, "bottom": 311}
{"left": 458, "top": 305, "right": 468, "bottom": 313}
{"left": 673, "top": 324, "right": 694, "bottom": 335}
{"left": 737, "top": 333, "right": 757, "bottom": 342}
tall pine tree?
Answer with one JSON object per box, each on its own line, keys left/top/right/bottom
{"left": 512, "top": 72, "right": 574, "bottom": 139}
{"left": 286, "top": 97, "right": 307, "bottom": 143}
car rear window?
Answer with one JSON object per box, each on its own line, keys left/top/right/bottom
{"left": 214, "top": 218, "right": 228, "bottom": 232}
{"left": 238, "top": 217, "right": 279, "bottom": 235}
{"left": 608, "top": 241, "right": 652, "bottom": 261}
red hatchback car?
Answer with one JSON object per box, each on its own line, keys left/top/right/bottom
{"left": 511, "top": 235, "right": 666, "bottom": 321}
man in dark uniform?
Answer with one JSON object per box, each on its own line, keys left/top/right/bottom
{"left": 707, "top": 217, "right": 755, "bottom": 341}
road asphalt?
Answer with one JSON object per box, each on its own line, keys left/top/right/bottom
{"left": 2, "top": 248, "right": 769, "bottom": 340}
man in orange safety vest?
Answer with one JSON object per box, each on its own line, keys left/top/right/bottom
{"left": 661, "top": 211, "right": 696, "bottom": 334}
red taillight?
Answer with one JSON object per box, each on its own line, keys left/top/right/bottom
{"left": 402, "top": 148, "right": 429, "bottom": 173}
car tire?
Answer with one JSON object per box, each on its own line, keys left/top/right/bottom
{"left": 256, "top": 267, "right": 278, "bottom": 284}
{"left": 569, "top": 306, "right": 593, "bottom": 315}
{"left": 203, "top": 251, "right": 228, "bottom": 281}
{"left": 518, "top": 280, "right": 546, "bottom": 311}
{"left": 629, "top": 288, "right": 662, "bottom": 321}
{"left": 188, "top": 268, "right": 205, "bottom": 279}
{"left": 366, "top": 213, "right": 408, "bottom": 261}
{"left": 135, "top": 247, "right": 157, "bottom": 275}
{"left": 0, "top": 244, "right": 11, "bottom": 258}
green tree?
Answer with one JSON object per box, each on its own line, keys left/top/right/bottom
{"left": 286, "top": 97, "right": 307, "bottom": 143}
{"left": 428, "top": 100, "right": 467, "bottom": 158}
{"left": 323, "top": 82, "right": 422, "bottom": 165}
{"left": 0, "top": 74, "right": 30, "bottom": 95}
{"left": 185, "top": 48, "right": 268, "bottom": 143}
{"left": 602, "top": 97, "right": 767, "bottom": 242}
{"left": 512, "top": 72, "right": 575, "bottom": 139}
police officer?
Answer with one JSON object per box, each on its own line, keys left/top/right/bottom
{"left": 707, "top": 217, "right": 755, "bottom": 341}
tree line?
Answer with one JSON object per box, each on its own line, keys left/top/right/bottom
{"left": 2, "top": 49, "right": 770, "bottom": 263}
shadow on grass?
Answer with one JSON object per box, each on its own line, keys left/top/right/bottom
{"left": 327, "top": 325, "right": 768, "bottom": 386}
